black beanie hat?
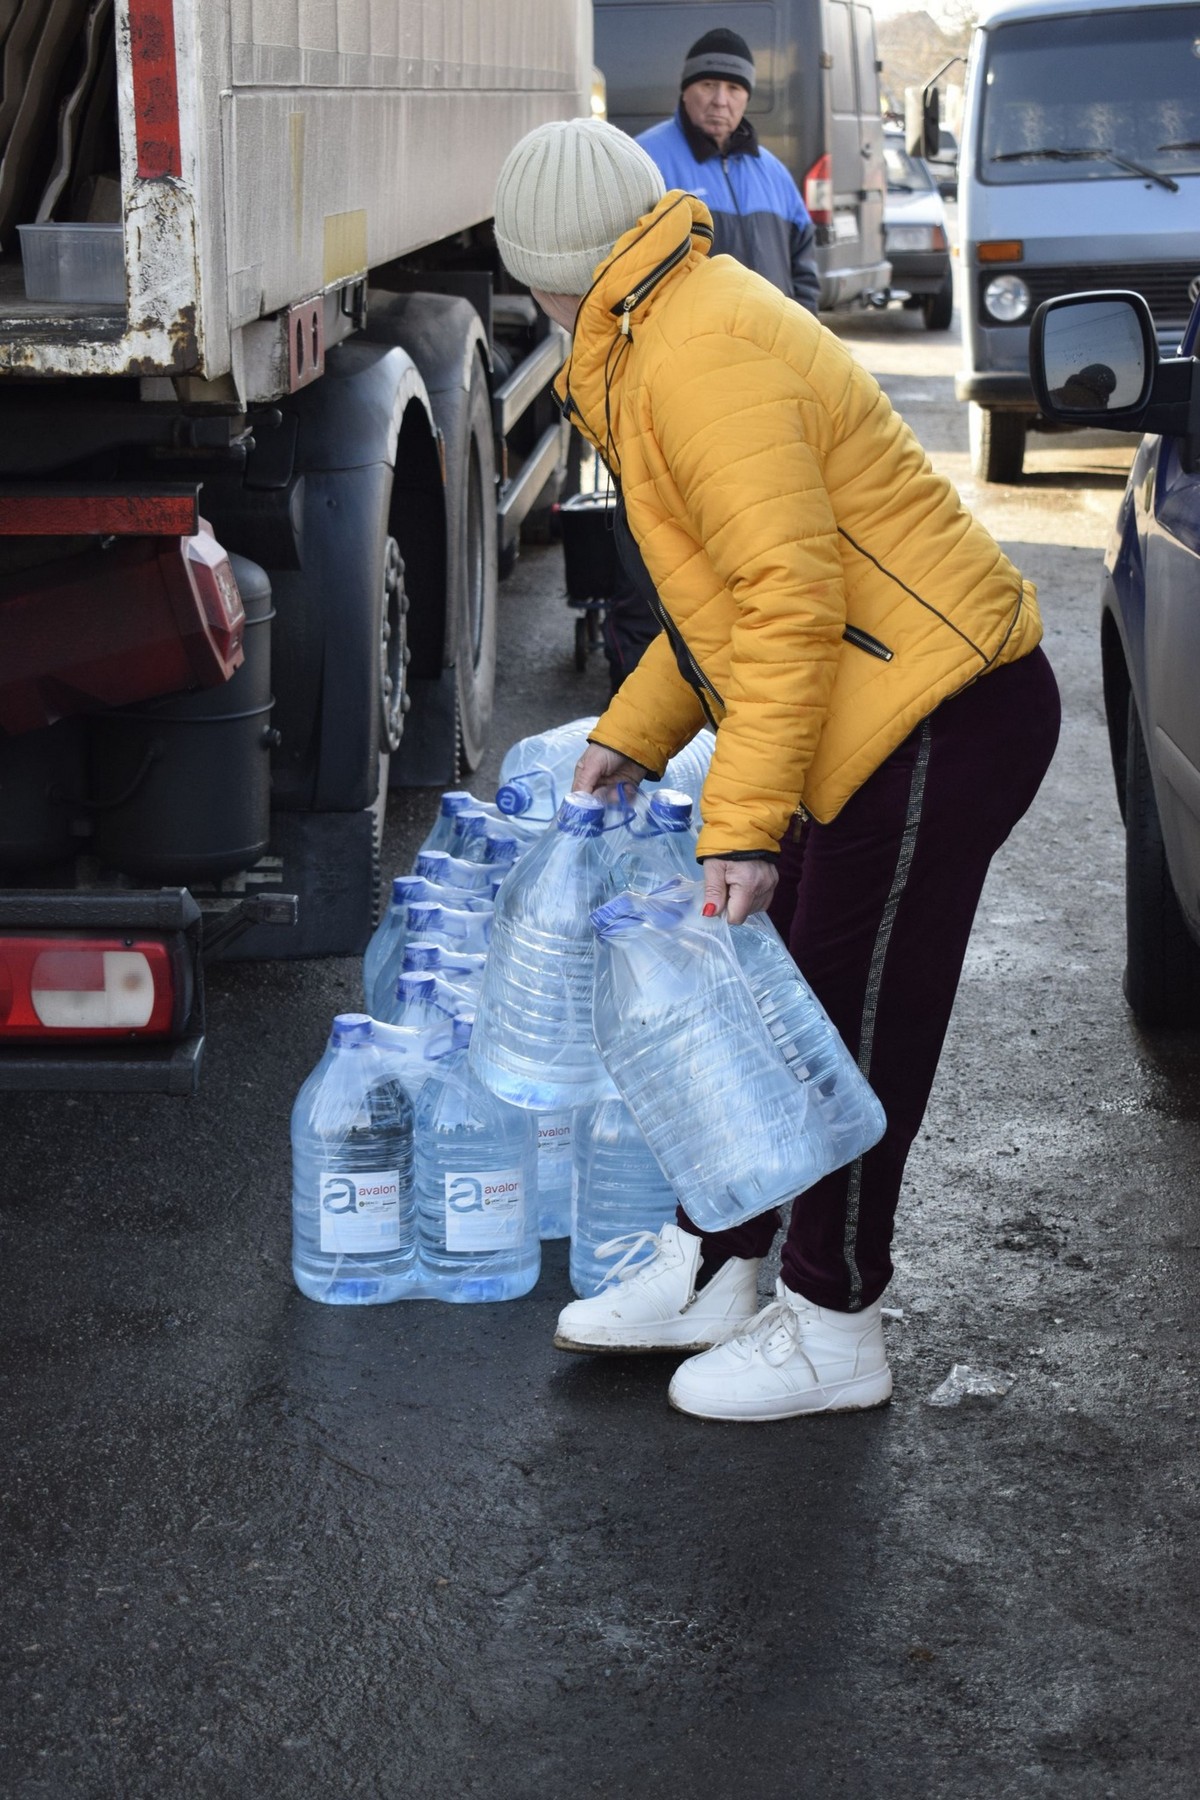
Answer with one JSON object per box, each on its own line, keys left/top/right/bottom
{"left": 680, "top": 28, "right": 756, "bottom": 95}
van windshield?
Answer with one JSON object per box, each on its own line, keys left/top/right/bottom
{"left": 980, "top": 6, "right": 1200, "bottom": 184}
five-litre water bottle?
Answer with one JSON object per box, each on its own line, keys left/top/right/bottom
{"left": 451, "top": 811, "right": 533, "bottom": 867}
{"left": 381, "top": 971, "right": 455, "bottom": 1032}
{"left": 470, "top": 792, "right": 614, "bottom": 1109}
{"left": 731, "top": 914, "right": 887, "bottom": 1170}
{"left": 405, "top": 900, "right": 492, "bottom": 956}
{"left": 610, "top": 787, "right": 699, "bottom": 892}
{"left": 535, "top": 1110, "right": 575, "bottom": 1239}
{"left": 363, "top": 875, "right": 433, "bottom": 1014}
{"left": 418, "top": 790, "right": 478, "bottom": 857}
{"left": 494, "top": 717, "right": 600, "bottom": 824}
{"left": 414, "top": 1015, "right": 540, "bottom": 1301}
{"left": 570, "top": 1096, "right": 678, "bottom": 1296}
{"left": 402, "top": 939, "right": 488, "bottom": 991}
{"left": 590, "top": 879, "right": 827, "bottom": 1231}
{"left": 291, "top": 1014, "right": 424, "bottom": 1305}
{"left": 414, "top": 849, "right": 495, "bottom": 901}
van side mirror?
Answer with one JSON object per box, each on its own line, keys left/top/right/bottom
{"left": 1030, "top": 291, "right": 1200, "bottom": 466}
{"left": 905, "top": 85, "right": 938, "bottom": 161}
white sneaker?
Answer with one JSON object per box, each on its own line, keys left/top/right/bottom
{"left": 554, "top": 1223, "right": 761, "bottom": 1354}
{"left": 668, "top": 1279, "right": 893, "bottom": 1421}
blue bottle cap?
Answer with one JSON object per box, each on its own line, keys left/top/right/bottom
{"left": 485, "top": 835, "right": 519, "bottom": 864}
{"left": 495, "top": 779, "right": 532, "bottom": 817}
{"left": 590, "top": 893, "right": 644, "bottom": 935}
{"left": 331, "top": 1013, "right": 374, "bottom": 1046}
{"left": 406, "top": 903, "right": 441, "bottom": 930}
{"left": 439, "top": 790, "right": 474, "bottom": 817}
{"left": 557, "top": 791, "right": 604, "bottom": 836}
{"left": 391, "top": 875, "right": 423, "bottom": 902}
{"left": 649, "top": 788, "right": 693, "bottom": 829}
{"left": 416, "top": 851, "right": 449, "bottom": 879}
{"left": 402, "top": 940, "right": 442, "bottom": 971}
{"left": 452, "top": 1013, "right": 475, "bottom": 1051}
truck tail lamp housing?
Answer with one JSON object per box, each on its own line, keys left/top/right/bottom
{"left": 0, "top": 891, "right": 205, "bottom": 1093}
{"left": 0, "top": 515, "right": 245, "bottom": 736}
{"left": 0, "top": 935, "right": 190, "bottom": 1040}
{"left": 804, "top": 155, "right": 833, "bottom": 227}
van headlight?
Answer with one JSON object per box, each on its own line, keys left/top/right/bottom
{"left": 983, "top": 275, "right": 1031, "bottom": 323}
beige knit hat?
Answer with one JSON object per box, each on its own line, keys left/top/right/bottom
{"left": 494, "top": 119, "right": 666, "bottom": 295}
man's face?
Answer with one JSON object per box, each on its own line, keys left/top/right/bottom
{"left": 682, "top": 78, "right": 749, "bottom": 149}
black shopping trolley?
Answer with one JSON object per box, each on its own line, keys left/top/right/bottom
{"left": 557, "top": 488, "right": 620, "bottom": 672}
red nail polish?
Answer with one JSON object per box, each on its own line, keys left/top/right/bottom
{"left": 702, "top": 902, "right": 717, "bottom": 917}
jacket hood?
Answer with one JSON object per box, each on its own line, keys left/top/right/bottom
{"left": 555, "top": 190, "right": 714, "bottom": 463}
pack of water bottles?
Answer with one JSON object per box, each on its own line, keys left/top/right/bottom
{"left": 290, "top": 715, "right": 885, "bottom": 1309}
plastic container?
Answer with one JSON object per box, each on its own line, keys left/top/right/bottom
{"left": 404, "top": 901, "right": 492, "bottom": 957}
{"left": 413, "top": 1015, "right": 540, "bottom": 1301}
{"left": 570, "top": 1097, "right": 677, "bottom": 1296}
{"left": 660, "top": 730, "right": 717, "bottom": 806}
{"left": 610, "top": 787, "right": 699, "bottom": 892}
{"left": 381, "top": 971, "right": 455, "bottom": 1032}
{"left": 494, "top": 717, "right": 600, "bottom": 824}
{"left": 469, "top": 792, "right": 613, "bottom": 1110}
{"left": 18, "top": 222, "right": 124, "bottom": 304}
{"left": 364, "top": 876, "right": 432, "bottom": 1014}
{"left": 290, "top": 1014, "right": 423, "bottom": 1305}
{"left": 535, "top": 1110, "right": 575, "bottom": 1239}
{"left": 590, "top": 879, "right": 826, "bottom": 1231}
{"left": 414, "top": 848, "right": 495, "bottom": 900}
{"left": 731, "top": 914, "right": 887, "bottom": 1172}
{"left": 402, "top": 940, "right": 488, "bottom": 988}
{"left": 418, "top": 790, "right": 477, "bottom": 857}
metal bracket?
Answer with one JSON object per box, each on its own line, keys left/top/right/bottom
{"left": 201, "top": 891, "right": 298, "bottom": 960}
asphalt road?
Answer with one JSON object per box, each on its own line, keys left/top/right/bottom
{"left": 3, "top": 296, "right": 1198, "bottom": 1800}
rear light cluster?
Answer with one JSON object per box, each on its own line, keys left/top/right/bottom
{"left": 804, "top": 154, "right": 833, "bottom": 226}
{"left": 0, "top": 935, "right": 187, "bottom": 1039}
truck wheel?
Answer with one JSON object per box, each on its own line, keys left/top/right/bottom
{"left": 922, "top": 274, "right": 954, "bottom": 331}
{"left": 1124, "top": 695, "right": 1200, "bottom": 1026}
{"left": 449, "top": 354, "right": 497, "bottom": 772}
{"left": 968, "top": 403, "right": 1025, "bottom": 483}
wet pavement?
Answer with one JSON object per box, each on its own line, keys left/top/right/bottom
{"left": 2, "top": 298, "right": 1198, "bottom": 1799}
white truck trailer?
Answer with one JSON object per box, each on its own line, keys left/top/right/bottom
{"left": 0, "top": 0, "right": 590, "bottom": 1093}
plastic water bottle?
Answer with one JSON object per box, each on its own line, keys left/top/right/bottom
{"left": 535, "top": 1110, "right": 574, "bottom": 1239}
{"left": 731, "top": 913, "right": 887, "bottom": 1170}
{"left": 363, "top": 875, "right": 433, "bottom": 1014}
{"left": 591, "top": 879, "right": 827, "bottom": 1231}
{"left": 469, "top": 792, "right": 613, "bottom": 1109}
{"left": 404, "top": 901, "right": 492, "bottom": 956}
{"left": 494, "top": 716, "right": 600, "bottom": 824}
{"left": 610, "top": 787, "right": 699, "bottom": 891}
{"left": 402, "top": 939, "right": 488, "bottom": 990}
{"left": 380, "top": 971, "right": 455, "bottom": 1032}
{"left": 414, "top": 849, "right": 495, "bottom": 901}
{"left": 413, "top": 1014, "right": 540, "bottom": 1301}
{"left": 418, "top": 790, "right": 477, "bottom": 857}
{"left": 451, "top": 810, "right": 533, "bottom": 866}
{"left": 569, "top": 1096, "right": 677, "bottom": 1296}
{"left": 290, "top": 1014, "right": 420, "bottom": 1305}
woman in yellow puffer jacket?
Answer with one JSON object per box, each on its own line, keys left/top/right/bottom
{"left": 493, "top": 119, "right": 1061, "bottom": 1422}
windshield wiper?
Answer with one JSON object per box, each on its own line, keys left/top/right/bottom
{"left": 1157, "top": 139, "right": 1200, "bottom": 152}
{"left": 991, "top": 146, "right": 1179, "bottom": 193}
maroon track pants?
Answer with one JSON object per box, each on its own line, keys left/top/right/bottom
{"left": 678, "top": 645, "right": 1062, "bottom": 1312}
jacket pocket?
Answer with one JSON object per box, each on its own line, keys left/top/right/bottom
{"left": 842, "top": 624, "right": 894, "bottom": 663}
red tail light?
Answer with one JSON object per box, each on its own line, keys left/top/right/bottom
{"left": 0, "top": 935, "right": 187, "bottom": 1039}
{"left": 804, "top": 154, "right": 833, "bottom": 227}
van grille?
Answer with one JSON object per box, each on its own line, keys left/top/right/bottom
{"left": 980, "top": 262, "right": 1199, "bottom": 330}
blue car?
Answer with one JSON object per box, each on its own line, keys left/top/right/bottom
{"left": 1031, "top": 288, "right": 1200, "bottom": 1025}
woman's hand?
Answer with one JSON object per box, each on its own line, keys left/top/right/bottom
{"left": 701, "top": 858, "right": 778, "bottom": 926}
{"left": 572, "top": 742, "right": 651, "bottom": 799}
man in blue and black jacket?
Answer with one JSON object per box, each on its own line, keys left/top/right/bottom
{"left": 638, "top": 28, "right": 821, "bottom": 315}
{"left": 596, "top": 28, "right": 821, "bottom": 690}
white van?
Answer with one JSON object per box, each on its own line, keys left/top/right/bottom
{"left": 945, "top": 0, "right": 1200, "bottom": 481}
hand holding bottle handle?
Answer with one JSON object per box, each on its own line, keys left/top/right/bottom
{"left": 571, "top": 741, "right": 653, "bottom": 799}
{"left": 702, "top": 857, "right": 778, "bottom": 926}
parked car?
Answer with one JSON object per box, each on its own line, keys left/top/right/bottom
{"left": 1030, "top": 287, "right": 1200, "bottom": 1025}
{"left": 882, "top": 130, "right": 953, "bottom": 330}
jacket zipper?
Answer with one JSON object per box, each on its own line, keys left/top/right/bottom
{"left": 842, "top": 624, "right": 894, "bottom": 662}
{"left": 609, "top": 227, "right": 712, "bottom": 330}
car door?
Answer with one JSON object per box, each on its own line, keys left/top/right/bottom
{"left": 1143, "top": 295, "right": 1200, "bottom": 934}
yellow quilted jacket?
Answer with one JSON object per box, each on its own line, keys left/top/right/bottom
{"left": 556, "top": 192, "right": 1044, "bottom": 860}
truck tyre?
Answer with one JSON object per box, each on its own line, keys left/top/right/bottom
{"left": 968, "top": 403, "right": 1025, "bottom": 483}
{"left": 449, "top": 353, "right": 498, "bottom": 771}
{"left": 922, "top": 274, "right": 954, "bottom": 331}
{"left": 1123, "top": 695, "right": 1200, "bottom": 1026}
